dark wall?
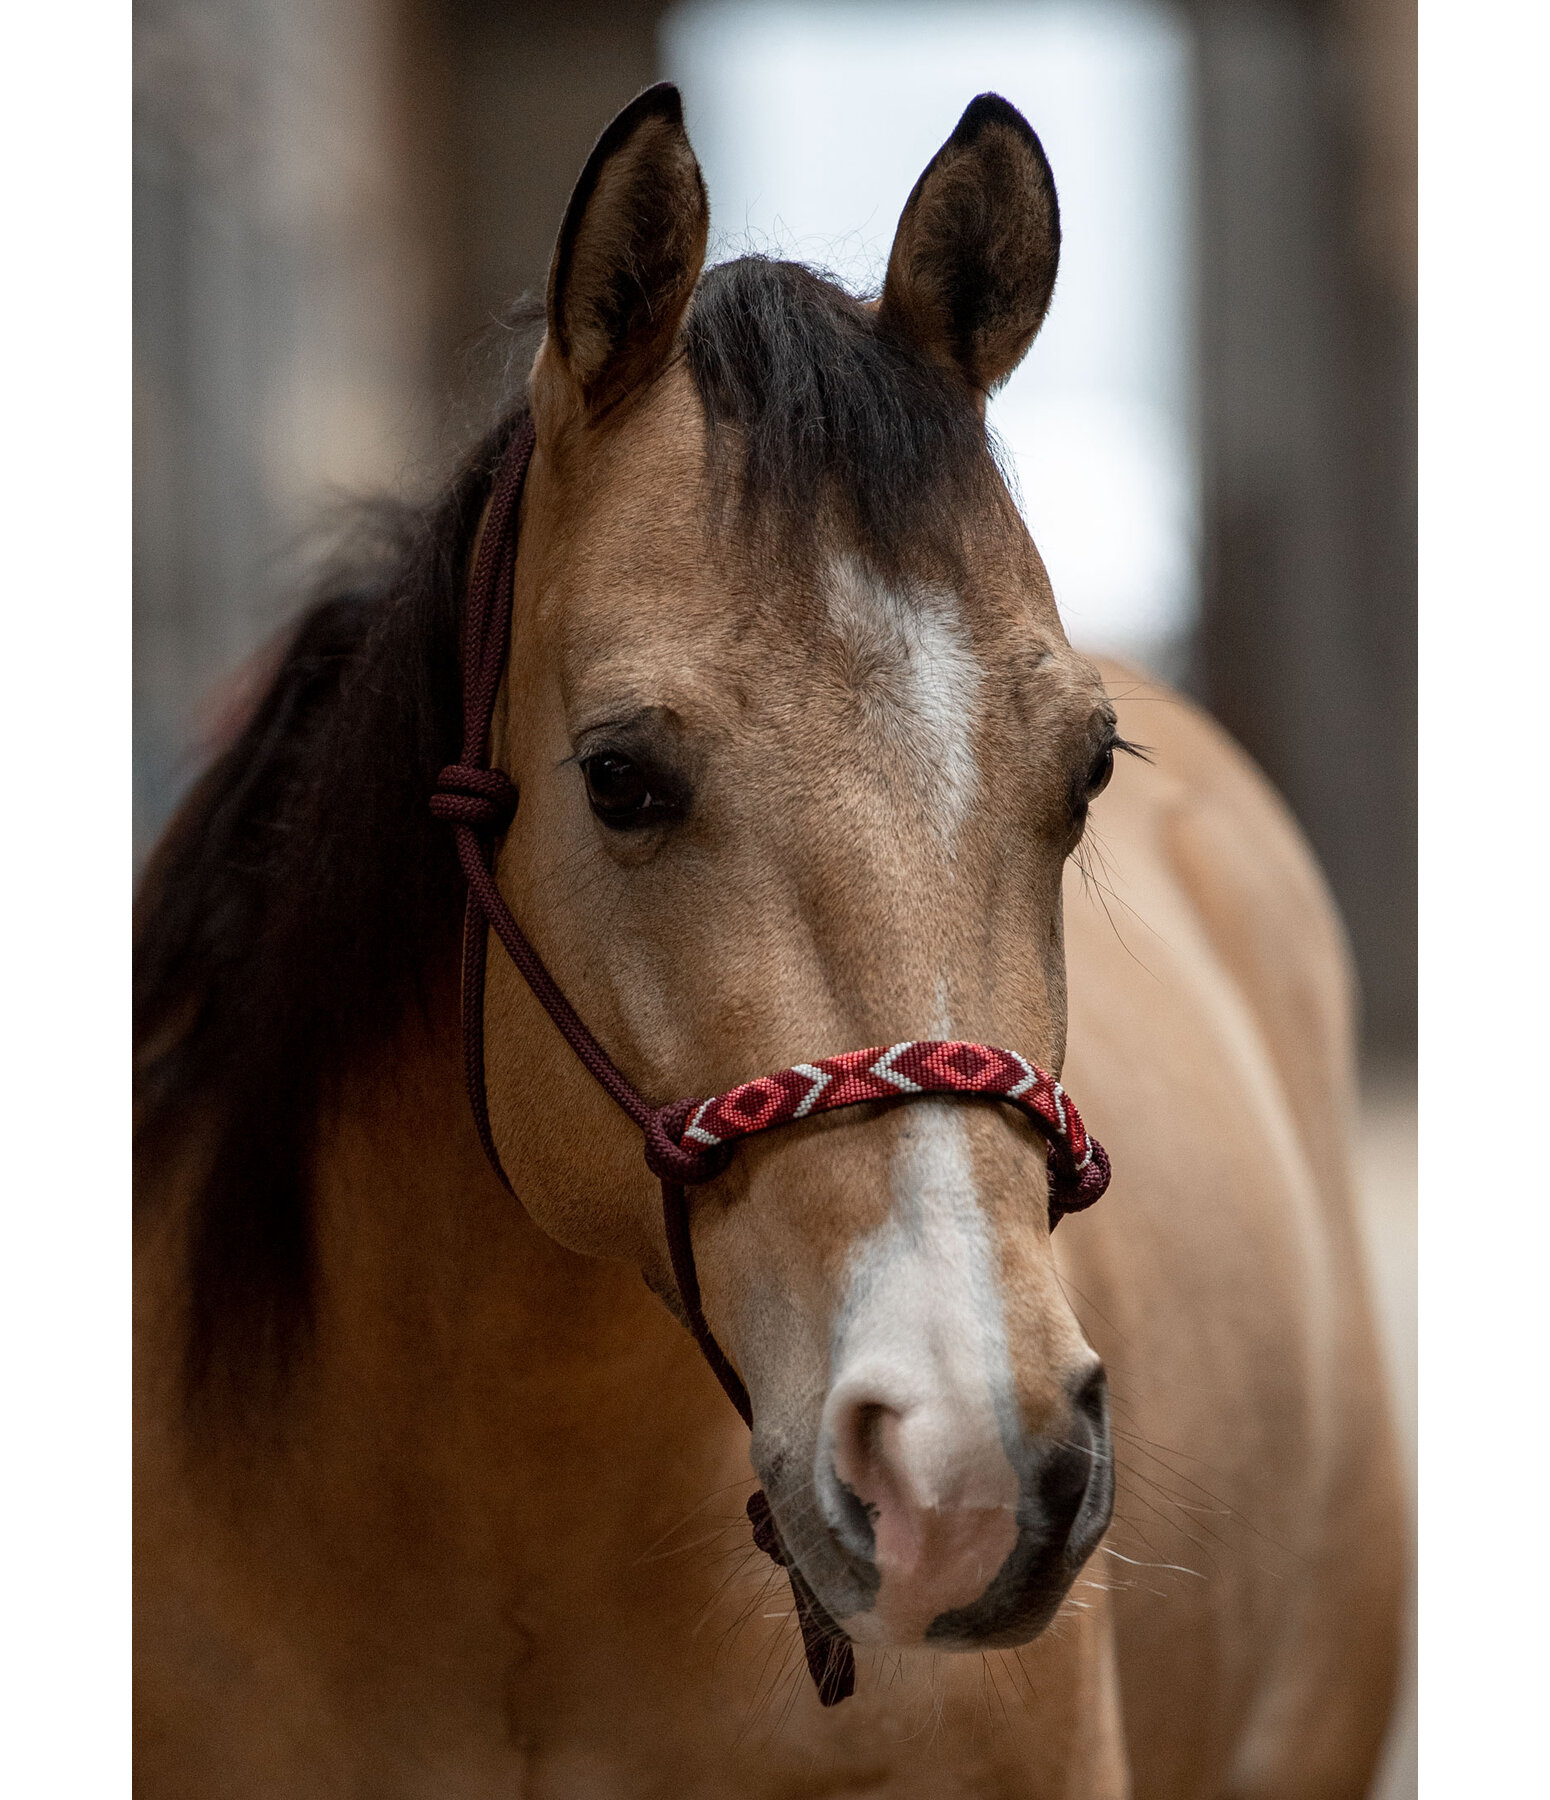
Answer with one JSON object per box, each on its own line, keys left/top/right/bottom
{"left": 425, "top": 0, "right": 669, "bottom": 419}
{"left": 1189, "top": 0, "right": 1415, "bottom": 1053}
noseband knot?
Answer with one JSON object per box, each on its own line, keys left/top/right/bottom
{"left": 1053, "top": 1138, "right": 1112, "bottom": 1215}
{"left": 644, "top": 1099, "right": 736, "bottom": 1186}
{"left": 430, "top": 764, "right": 518, "bottom": 832}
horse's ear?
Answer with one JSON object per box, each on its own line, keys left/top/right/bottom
{"left": 878, "top": 94, "right": 1060, "bottom": 397}
{"left": 536, "top": 83, "right": 709, "bottom": 423}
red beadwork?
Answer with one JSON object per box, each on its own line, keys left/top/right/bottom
{"left": 679, "top": 1040, "right": 1099, "bottom": 1193}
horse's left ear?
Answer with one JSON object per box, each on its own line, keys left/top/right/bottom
{"left": 535, "top": 83, "right": 709, "bottom": 424}
{"left": 878, "top": 94, "right": 1060, "bottom": 397}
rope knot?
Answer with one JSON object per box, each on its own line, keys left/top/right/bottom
{"left": 643, "top": 1099, "right": 737, "bottom": 1186}
{"left": 1047, "top": 1138, "right": 1112, "bottom": 1225}
{"left": 430, "top": 764, "right": 518, "bottom": 832}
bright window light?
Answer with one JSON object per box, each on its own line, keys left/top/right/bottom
{"left": 663, "top": 0, "right": 1197, "bottom": 674}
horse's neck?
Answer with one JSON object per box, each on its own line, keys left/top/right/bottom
{"left": 146, "top": 1008, "right": 747, "bottom": 1721}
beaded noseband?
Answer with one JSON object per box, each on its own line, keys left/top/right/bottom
{"left": 431, "top": 417, "right": 1111, "bottom": 1707}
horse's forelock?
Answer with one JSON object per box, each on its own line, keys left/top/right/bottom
{"left": 683, "top": 257, "right": 1002, "bottom": 581}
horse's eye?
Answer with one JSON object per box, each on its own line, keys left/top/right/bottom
{"left": 581, "top": 753, "right": 653, "bottom": 827}
{"left": 1085, "top": 743, "right": 1115, "bottom": 799}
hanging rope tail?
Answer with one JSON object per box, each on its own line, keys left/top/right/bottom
{"left": 430, "top": 415, "right": 1112, "bottom": 1709}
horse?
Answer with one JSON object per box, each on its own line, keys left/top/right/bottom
{"left": 134, "top": 85, "right": 1405, "bottom": 1797}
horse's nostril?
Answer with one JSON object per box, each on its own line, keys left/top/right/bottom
{"left": 1040, "top": 1432, "right": 1095, "bottom": 1537}
{"left": 1029, "top": 1364, "right": 1114, "bottom": 1555}
{"left": 850, "top": 1401, "right": 888, "bottom": 1469}
{"left": 1071, "top": 1362, "right": 1110, "bottom": 1435}
{"left": 1053, "top": 1363, "right": 1115, "bottom": 1564}
{"left": 829, "top": 1475, "right": 878, "bottom": 1561}
{"left": 821, "top": 1396, "right": 890, "bottom": 1560}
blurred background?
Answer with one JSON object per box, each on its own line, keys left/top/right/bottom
{"left": 134, "top": 1, "right": 1413, "bottom": 1782}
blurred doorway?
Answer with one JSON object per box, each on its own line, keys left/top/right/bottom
{"left": 664, "top": 0, "right": 1198, "bottom": 679}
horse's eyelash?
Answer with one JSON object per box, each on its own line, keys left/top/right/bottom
{"left": 1112, "top": 735, "right": 1152, "bottom": 764}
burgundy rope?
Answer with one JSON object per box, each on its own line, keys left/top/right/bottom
{"left": 431, "top": 418, "right": 1112, "bottom": 1710}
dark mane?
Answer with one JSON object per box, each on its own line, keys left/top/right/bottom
{"left": 135, "top": 261, "right": 1003, "bottom": 1422}
{"left": 134, "top": 402, "right": 532, "bottom": 1419}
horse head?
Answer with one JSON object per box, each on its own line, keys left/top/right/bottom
{"left": 481, "top": 84, "right": 1116, "bottom": 1654}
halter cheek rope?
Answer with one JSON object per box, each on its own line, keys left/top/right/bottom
{"left": 431, "top": 417, "right": 1112, "bottom": 1709}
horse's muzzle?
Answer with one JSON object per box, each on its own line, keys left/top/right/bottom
{"left": 792, "top": 1365, "right": 1114, "bottom": 1650}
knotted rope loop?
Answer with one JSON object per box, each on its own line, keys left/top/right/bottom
{"left": 1050, "top": 1139, "right": 1111, "bottom": 1217}
{"left": 643, "top": 1099, "right": 736, "bottom": 1185}
{"left": 430, "top": 764, "right": 518, "bottom": 832}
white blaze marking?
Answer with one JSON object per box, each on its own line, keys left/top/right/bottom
{"left": 818, "top": 1102, "right": 1018, "bottom": 1527}
{"left": 824, "top": 558, "right": 983, "bottom": 851}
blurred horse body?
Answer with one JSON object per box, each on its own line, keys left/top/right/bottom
{"left": 135, "top": 88, "right": 1403, "bottom": 1799}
